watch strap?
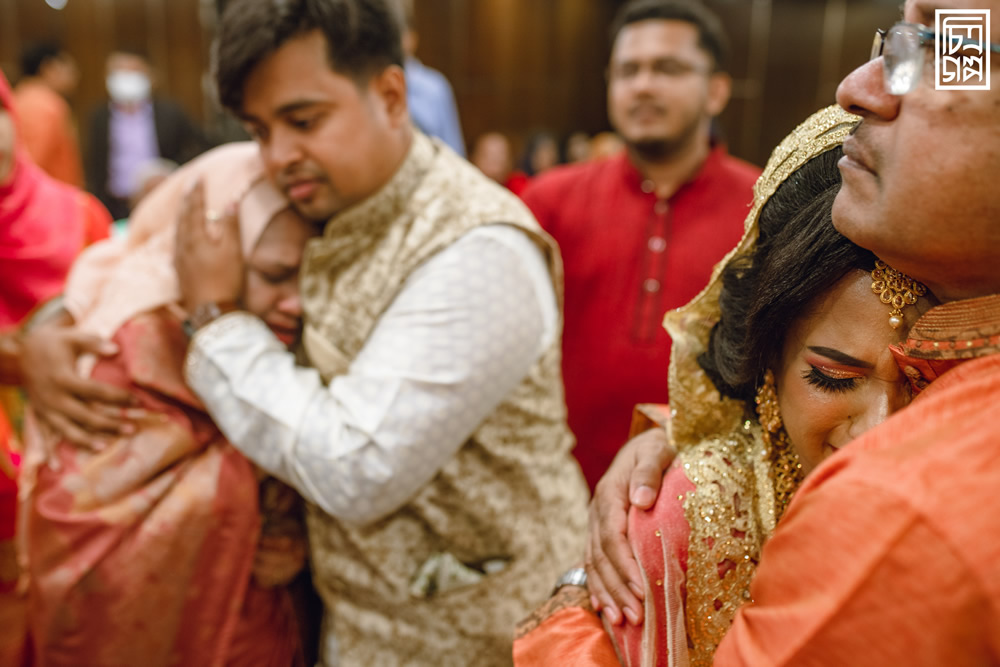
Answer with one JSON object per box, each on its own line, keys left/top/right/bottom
{"left": 182, "top": 301, "right": 241, "bottom": 338}
{"left": 551, "top": 567, "right": 587, "bottom": 595}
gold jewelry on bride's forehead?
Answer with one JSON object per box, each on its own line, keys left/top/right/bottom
{"left": 871, "top": 260, "right": 928, "bottom": 329}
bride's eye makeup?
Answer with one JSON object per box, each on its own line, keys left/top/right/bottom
{"left": 801, "top": 346, "right": 871, "bottom": 393}
{"left": 802, "top": 366, "right": 858, "bottom": 393}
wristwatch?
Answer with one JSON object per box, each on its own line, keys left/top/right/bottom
{"left": 552, "top": 567, "right": 588, "bottom": 595}
{"left": 182, "top": 301, "right": 241, "bottom": 338}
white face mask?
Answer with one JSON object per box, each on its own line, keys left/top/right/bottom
{"left": 106, "top": 70, "right": 151, "bottom": 104}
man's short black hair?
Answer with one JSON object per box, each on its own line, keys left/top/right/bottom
{"left": 214, "top": 0, "right": 404, "bottom": 114}
{"left": 20, "top": 42, "right": 64, "bottom": 78}
{"left": 609, "top": 0, "right": 730, "bottom": 72}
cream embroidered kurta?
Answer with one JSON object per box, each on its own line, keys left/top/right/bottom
{"left": 186, "top": 134, "right": 589, "bottom": 666}
{"left": 184, "top": 225, "right": 557, "bottom": 524}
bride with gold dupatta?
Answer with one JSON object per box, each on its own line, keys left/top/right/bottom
{"left": 513, "top": 106, "right": 935, "bottom": 666}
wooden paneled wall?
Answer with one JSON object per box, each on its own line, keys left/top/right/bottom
{"left": 412, "top": 0, "right": 901, "bottom": 165}
{"left": 0, "top": 0, "right": 212, "bottom": 155}
{"left": 707, "top": 0, "right": 900, "bottom": 165}
{"left": 1, "top": 0, "right": 901, "bottom": 166}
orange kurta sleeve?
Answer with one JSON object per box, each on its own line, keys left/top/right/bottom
{"left": 514, "top": 592, "right": 621, "bottom": 666}
{"left": 715, "top": 481, "right": 986, "bottom": 666}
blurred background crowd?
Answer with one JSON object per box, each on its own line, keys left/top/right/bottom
{"left": 2, "top": 0, "right": 902, "bottom": 222}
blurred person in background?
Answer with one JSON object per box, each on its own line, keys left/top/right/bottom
{"left": 565, "top": 131, "right": 592, "bottom": 163}
{"left": 106, "top": 157, "right": 180, "bottom": 238}
{"left": 589, "top": 131, "right": 625, "bottom": 161}
{"left": 394, "top": 0, "right": 466, "bottom": 156}
{"left": 129, "top": 157, "right": 178, "bottom": 210}
{"left": 519, "top": 130, "right": 561, "bottom": 177}
{"left": 13, "top": 42, "right": 83, "bottom": 187}
{"left": 471, "top": 131, "right": 529, "bottom": 196}
{"left": 0, "top": 70, "right": 110, "bottom": 667}
{"left": 85, "top": 49, "right": 209, "bottom": 220}
{"left": 521, "top": 0, "right": 760, "bottom": 489}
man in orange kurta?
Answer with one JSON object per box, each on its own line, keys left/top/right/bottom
{"left": 713, "top": 0, "right": 1000, "bottom": 661}
{"left": 587, "top": 1, "right": 1000, "bottom": 663}
{"left": 13, "top": 44, "right": 84, "bottom": 187}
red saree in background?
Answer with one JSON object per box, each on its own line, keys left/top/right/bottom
{"left": 1, "top": 70, "right": 111, "bottom": 667}
{"left": 22, "top": 310, "right": 300, "bottom": 666}
{"left": 0, "top": 72, "right": 110, "bottom": 331}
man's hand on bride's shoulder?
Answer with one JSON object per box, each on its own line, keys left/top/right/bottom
{"left": 585, "top": 426, "right": 676, "bottom": 627}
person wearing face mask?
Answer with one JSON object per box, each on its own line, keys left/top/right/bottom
{"left": 85, "top": 50, "right": 209, "bottom": 220}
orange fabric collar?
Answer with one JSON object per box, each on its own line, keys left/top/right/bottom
{"left": 890, "top": 294, "right": 1000, "bottom": 394}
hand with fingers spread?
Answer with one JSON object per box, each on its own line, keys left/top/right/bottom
{"left": 19, "top": 311, "right": 141, "bottom": 450}
{"left": 585, "top": 426, "right": 676, "bottom": 626}
{"left": 174, "top": 178, "right": 244, "bottom": 314}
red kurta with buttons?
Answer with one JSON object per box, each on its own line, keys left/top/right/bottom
{"left": 521, "top": 148, "right": 760, "bottom": 489}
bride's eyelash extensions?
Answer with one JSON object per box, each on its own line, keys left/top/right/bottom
{"left": 802, "top": 366, "right": 858, "bottom": 393}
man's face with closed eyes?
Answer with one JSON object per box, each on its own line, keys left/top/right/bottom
{"left": 239, "top": 30, "right": 408, "bottom": 224}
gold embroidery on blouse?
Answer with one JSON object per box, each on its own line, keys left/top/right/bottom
{"left": 680, "top": 425, "right": 775, "bottom": 667}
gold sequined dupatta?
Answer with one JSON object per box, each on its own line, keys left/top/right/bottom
{"left": 661, "top": 106, "right": 859, "bottom": 666}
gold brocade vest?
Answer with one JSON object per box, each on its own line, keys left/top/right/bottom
{"left": 299, "top": 133, "right": 589, "bottom": 666}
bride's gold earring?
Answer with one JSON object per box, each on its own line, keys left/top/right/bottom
{"left": 755, "top": 369, "right": 803, "bottom": 518}
{"left": 755, "top": 369, "right": 783, "bottom": 442}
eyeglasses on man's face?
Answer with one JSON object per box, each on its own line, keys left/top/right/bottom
{"left": 870, "top": 21, "right": 1000, "bottom": 95}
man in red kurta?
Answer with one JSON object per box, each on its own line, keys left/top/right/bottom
{"left": 522, "top": 0, "right": 759, "bottom": 488}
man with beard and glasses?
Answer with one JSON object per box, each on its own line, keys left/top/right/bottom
{"left": 520, "top": 0, "right": 760, "bottom": 491}
{"left": 15, "top": 0, "right": 588, "bottom": 664}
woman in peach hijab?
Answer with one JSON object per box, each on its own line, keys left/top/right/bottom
{"left": 21, "top": 142, "right": 313, "bottom": 666}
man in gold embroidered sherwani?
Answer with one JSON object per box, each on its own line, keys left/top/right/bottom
{"left": 166, "top": 1, "right": 589, "bottom": 665}
{"left": 587, "top": 1, "right": 1000, "bottom": 664}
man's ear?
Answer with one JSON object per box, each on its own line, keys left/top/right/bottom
{"left": 706, "top": 71, "right": 732, "bottom": 117}
{"left": 370, "top": 65, "right": 409, "bottom": 128}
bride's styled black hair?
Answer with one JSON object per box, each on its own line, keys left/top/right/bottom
{"left": 698, "top": 146, "right": 878, "bottom": 404}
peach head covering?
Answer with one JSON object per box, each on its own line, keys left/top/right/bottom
{"left": 63, "top": 142, "right": 287, "bottom": 341}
